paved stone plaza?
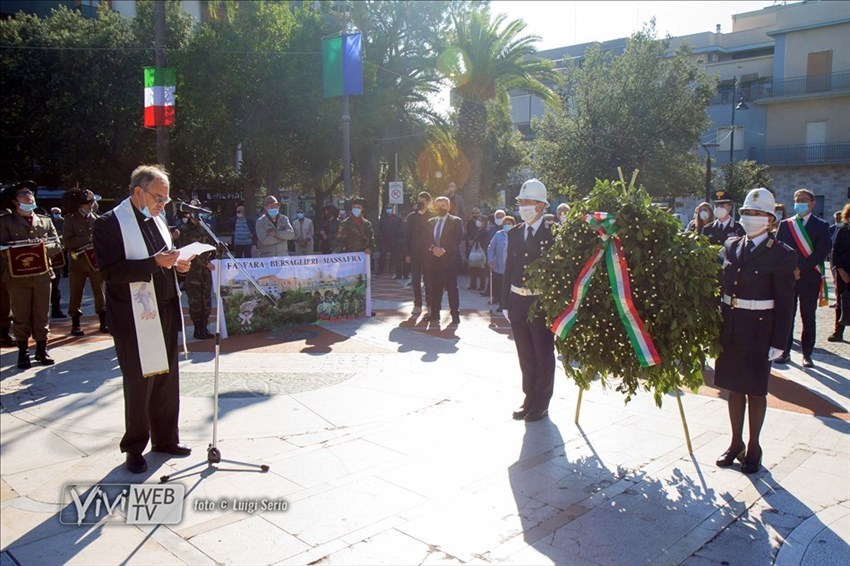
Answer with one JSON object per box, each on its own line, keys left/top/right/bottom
{"left": 1, "top": 274, "right": 848, "bottom": 565}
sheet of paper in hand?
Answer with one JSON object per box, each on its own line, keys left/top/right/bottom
{"left": 177, "top": 242, "right": 216, "bottom": 262}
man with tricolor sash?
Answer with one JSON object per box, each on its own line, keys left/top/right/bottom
{"left": 502, "top": 179, "right": 555, "bottom": 423}
{"left": 775, "top": 188, "right": 831, "bottom": 367}
{"left": 93, "top": 165, "right": 193, "bottom": 474}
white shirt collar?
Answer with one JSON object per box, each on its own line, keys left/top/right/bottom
{"left": 526, "top": 215, "right": 544, "bottom": 235}
{"left": 745, "top": 232, "right": 769, "bottom": 248}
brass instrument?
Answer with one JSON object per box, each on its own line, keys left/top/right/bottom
{"left": 70, "top": 243, "right": 94, "bottom": 261}
{"left": 0, "top": 237, "right": 62, "bottom": 251}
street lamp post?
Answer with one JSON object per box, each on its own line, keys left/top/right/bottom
{"left": 701, "top": 143, "right": 719, "bottom": 203}
{"left": 726, "top": 76, "right": 749, "bottom": 192}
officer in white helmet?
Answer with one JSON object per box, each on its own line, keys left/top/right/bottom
{"left": 502, "top": 178, "right": 556, "bottom": 422}
{"left": 713, "top": 187, "right": 796, "bottom": 475}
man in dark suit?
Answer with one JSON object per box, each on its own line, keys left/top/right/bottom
{"left": 703, "top": 190, "right": 745, "bottom": 246}
{"left": 93, "top": 165, "right": 193, "bottom": 474}
{"left": 404, "top": 191, "right": 434, "bottom": 316}
{"left": 425, "top": 196, "right": 464, "bottom": 325}
{"left": 775, "top": 188, "right": 831, "bottom": 367}
{"left": 501, "top": 179, "right": 555, "bottom": 422}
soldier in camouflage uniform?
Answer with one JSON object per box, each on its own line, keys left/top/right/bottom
{"left": 176, "top": 210, "right": 215, "bottom": 339}
{"left": 334, "top": 197, "right": 375, "bottom": 254}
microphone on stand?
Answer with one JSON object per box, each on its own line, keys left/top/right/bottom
{"left": 176, "top": 199, "right": 213, "bottom": 215}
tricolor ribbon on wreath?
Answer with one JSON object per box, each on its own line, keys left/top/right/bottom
{"left": 788, "top": 215, "right": 830, "bottom": 307}
{"left": 550, "top": 212, "right": 661, "bottom": 368}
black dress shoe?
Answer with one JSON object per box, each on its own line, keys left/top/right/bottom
{"left": 512, "top": 408, "right": 528, "bottom": 420}
{"left": 827, "top": 333, "right": 844, "bottom": 342}
{"left": 449, "top": 317, "right": 460, "bottom": 326}
{"left": 741, "top": 449, "right": 762, "bottom": 474}
{"left": 716, "top": 446, "right": 746, "bottom": 467}
{"left": 802, "top": 355, "right": 814, "bottom": 368}
{"left": 151, "top": 444, "right": 192, "bottom": 457}
{"left": 126, "top": 452, "right": 147, "bottom": 474}
{"left": 774, "top": 354, "right": 791, "bottom": 365}
{"left": 524, "top": 409, "right": 549, "bottom": 422}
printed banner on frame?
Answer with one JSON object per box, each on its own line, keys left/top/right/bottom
{"left": 213, "top": 253, "right": 370, "bottom": 338}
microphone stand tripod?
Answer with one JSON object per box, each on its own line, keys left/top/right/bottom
{"left": 160, "top": 215, "right": 276, "bottom": 483}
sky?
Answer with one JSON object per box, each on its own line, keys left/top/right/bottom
{"left": 489, "top": 1, "right": 781, "bottom": 50}
{"left": 432, "top": 1, "right": 782, "bottom": 114}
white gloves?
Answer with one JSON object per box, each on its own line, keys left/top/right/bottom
{"left": 502, "top": 309, "right": 510, "bottom": 323}
{"left": 768, "top": 347, "right": 783, "bottom": 361}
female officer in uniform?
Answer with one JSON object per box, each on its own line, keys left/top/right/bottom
{"left": 714, "top": 187, "right": 796, "bottom": 474}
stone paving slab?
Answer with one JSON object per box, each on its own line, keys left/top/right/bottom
{"left": 1, "top": 273, "right": 848, "bottom": 565}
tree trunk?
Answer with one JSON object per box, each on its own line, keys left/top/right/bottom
{"left": 464, "top": 143, "right": 483, "bottom": 211}
{"left": 358, "top": 146, "right": 381, "bottom": 221}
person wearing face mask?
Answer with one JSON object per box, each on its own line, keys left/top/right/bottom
{"left": 714, "top": 187, "right": 796, "bottom": 474}
{"left": 335, "top": 197, "right": 375, "bottom": 254}
{"left": 487, "top": 214, "right": 514, "bottom": 309}
{"left": 445, "top": 181, "right": 466, "bottom": 221}
{"left": 291, "top": 208, "right": 315, "bottom": 256}
{"left": 703, "top": 191, "right": 745, "bottom": 246}
{"left": 256, "top": 195, "right": 294, "bottom": 258}
{"left": 319, "top": 204, "right": 340, "bottom": 254}
{"left": 377, "top": 205, "right": 402, "bottom": 277}
{"left": 502, "top": 179, "right": 555, "bottom": 423}
{"left": 466, "top": 208, "right": 487, "bottom": 291}
{"left": 829, "top": 204, "right": 850, "bottom": 343}
{"left": 556, "top": 203, "right": 570, "bottom": 224}
{"left": 93, "top": 165, "right": 194, "bottom": 473}
{"left": 63, "top": 188, "right": 106, "bottom": 336}
{"left": 228, "top": 204, "right": 257, "bottom": 258}
{"left": 685, "top": 202, "right": 714, "bottom": 235}
{"left": 0, "top": 181, "right": 63, "bottom": 369}
{"left": 45, "top": 206, "right": 68, "bottom": 318}
{"left": 50, "top": 207, "right": 70, "bottom": 279}
{"left": 404, "top": 192, "right": 434, "bottom": 316}
{"left": 478, "top": 211, "right": 503, "bottom": 297}
{"left": 177, "top": 209, "right": 216, "bottom": 339}
{"left": 775, "top": 188, "right": 832, "bottom": 367}
{"left": 425, "top": 196, "right": 464, "bottom": 325}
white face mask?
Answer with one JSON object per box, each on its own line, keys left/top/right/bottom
{"left": 475, "top": 220, "right": 482, "bottom": 228}
{"left": 494, "top": 217, "right": 504, "bottom": 226}
{"left": 714, "top": 206, "right": 729, "bottom": 220}
{"left": 518, "top": 205, "right": 538, "bottom": 224}
{"left": 739, "top": 215, "right": 770, "bottom": 237}
{"left": 698, "top": 210, "right": 710, "bottom": 221}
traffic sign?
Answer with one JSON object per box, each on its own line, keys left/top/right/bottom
{"left": 388, "top": 181, "right": 404, "bottom": 204}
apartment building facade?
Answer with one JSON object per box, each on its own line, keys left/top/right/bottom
{"left": 511, "top": 1, "right": 850, "bottom": 219}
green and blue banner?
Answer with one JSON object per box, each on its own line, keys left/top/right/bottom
{"left": 322, "top": 33, "right": 363, "bottom": 98}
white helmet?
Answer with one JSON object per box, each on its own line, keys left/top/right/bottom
{"left": 516, "top": 178, "right": 548, "bottom": 205}
{"left": 739, "top": 187, "right": 777, "bottom": 219}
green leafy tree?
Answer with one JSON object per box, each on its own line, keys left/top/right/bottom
{"left": 478, "top": 100, "right": 529, "bottom": 206}
{"left": 719, "top": 160, "right": 774, "bottom": 205}
{"left": 450, "top": 9, "right": 557, "bottom": 209}
{"left": 532, "top": 24, "right": 716, "bottom": 199}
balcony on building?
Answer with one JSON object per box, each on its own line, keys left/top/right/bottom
{"left": 750, "top": 142, "right": 850, "bottom": 166}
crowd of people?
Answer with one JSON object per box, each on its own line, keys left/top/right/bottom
{"left": 2, "top": 167, "right": 847, "bottom": 477}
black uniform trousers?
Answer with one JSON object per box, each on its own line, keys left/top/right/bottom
{"left": 785, "top": 271, "right": 821, "bottom": 357}
{"left": 115, "top": 297, "right": 181, "bottom": 454}
{"left": 410, "top": 255, "right": 430, "bottom": 308}
{"left": 510, "top": 292, "right": 555, "bottom": 413}
{"left": 427, "top": 256, "right": 459, "bottom": 318}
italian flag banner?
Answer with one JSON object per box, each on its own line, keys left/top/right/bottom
{"left": 788, "top": 216, "right": 829, "bottom": 306}
{"left": 143, "top": 67, "right": 176, "bottom": 128}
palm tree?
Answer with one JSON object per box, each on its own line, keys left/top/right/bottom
{"left": 451, "top": 10, "right": 558, "bottom": 208}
